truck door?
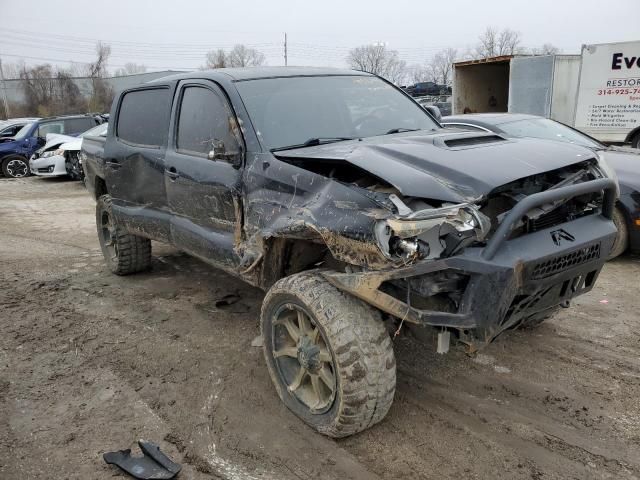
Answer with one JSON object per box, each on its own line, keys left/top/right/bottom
{"left": 164, "top": 80, "right": 243, "bottom": 267}
{"left": 104, "top": 86, "right": 173, "bottom": 242}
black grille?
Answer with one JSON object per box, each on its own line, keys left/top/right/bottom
{"left": 531, "top": 243, "right": 601, "bottom": 279}
{"left": 527, "top": 207, "right": 569, "bottom": 232}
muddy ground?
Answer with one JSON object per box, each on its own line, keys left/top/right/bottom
{"left": 0, "top": 176, "right": 638, "bottom": 480}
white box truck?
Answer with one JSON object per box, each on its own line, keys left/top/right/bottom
{"left": 451, "top": 41, "right": 640, "bottom": 147}
{"left": 574, "top": 41, "right": 640, "bottom": 146}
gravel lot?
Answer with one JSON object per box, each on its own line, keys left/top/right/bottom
{"left": 1, "top": 177, "right": 639, "bottom": 480}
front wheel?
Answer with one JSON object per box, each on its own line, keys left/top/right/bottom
{"left": 1, "top": 155, "right": 30, "bottom": 178}
{"left": 609, "top": 206, "right": 629, "bottom": 259}
{"left": 261, "top": 271, "right": 396, "bottom": 438}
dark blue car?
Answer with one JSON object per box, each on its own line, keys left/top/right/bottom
{"left": 0, "top": 115, "right": 102, "bottom": 178}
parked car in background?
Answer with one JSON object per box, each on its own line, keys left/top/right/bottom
{"left": 30, "top": 123, "right": 108, "bottom": 180}
{"left": 405, "top": 81, "right": 450, "bottom": 97}
{"left": 442, "top": 113, "right": 639, "bottom": 257}
{"left": 0, "top": 118, "right": 40, "bottom": 138}
{"left": 0, "top": 115, "right": 104, "bottom": 178}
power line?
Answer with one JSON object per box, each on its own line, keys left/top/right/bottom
{"left": 0, "top": 53, "right": 192, "bottom": 72}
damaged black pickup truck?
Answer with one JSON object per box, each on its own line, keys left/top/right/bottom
{"left": 82, "top": 67, "right": 618, "bottom": 438}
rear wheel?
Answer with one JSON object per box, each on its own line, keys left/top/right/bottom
{"left": 261, "top": 271, "right": 396, "bottom": 438}
{"left": 1, "top": 155, "right": 30, "bottom": 178}
{"left": 96, "top": 195, "right": 151, "bottom": 275}
{"left": 631, "top": 133, "right": 640, "bottom": 149}
{"left": 609, "top": 206, "right": 629, "bottom": 259}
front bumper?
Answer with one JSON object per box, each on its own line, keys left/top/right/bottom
{"left": 29, "top": 155, "right": 67, "bottom": 177}
{"left": 323, "top": 178, "right": 618, "bottom": 348}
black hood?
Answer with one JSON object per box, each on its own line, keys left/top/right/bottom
{"left": 275, "top": 131, "right": 597, "bottom": 203}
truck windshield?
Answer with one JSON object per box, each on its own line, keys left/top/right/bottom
{"left": 236, "top": 75, "right": 439, "bottom": 151}
{"left": 499, "top": 118, "right": 604, "bottom": 150}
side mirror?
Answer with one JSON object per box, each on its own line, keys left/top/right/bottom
{"left": 208, "top": 140, "right": 243, "bottom": 168}
{"left": 425, "top": 105, "right": 442, "bottom": 122}
{"left": 207, "top": 140, "right": 226, "bottom": 160}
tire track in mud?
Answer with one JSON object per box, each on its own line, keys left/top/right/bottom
{"left": 0, "top": 267, "right": 381, "bottom": 480}
{"left": 2, "top": 178, "right": 640, "bottom": 480}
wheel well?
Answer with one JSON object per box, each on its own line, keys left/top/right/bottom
{"left": 625, "top": 126, "right": 640, "bottom": 144}
{"left": 94, "top": 176, "right": 108, "bottom": 199}
{"left": 1, "top": 154, "right": 27, "bottom": 162}
{"left": 259, "top": 238, "right": 346, "bottom": 290}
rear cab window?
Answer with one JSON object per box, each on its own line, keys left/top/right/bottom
{"left": 116, "top": 87, "right": 172, "bottom": 147}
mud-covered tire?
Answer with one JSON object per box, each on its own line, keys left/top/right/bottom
{"left": 96, "top": 195, "right": 151, "bottom": 275}
{"left": 261, "top": 271, "right": 396, "bottom": 438}
{"left": 609, "top": 206, "right": 629, "bottom": 259}
{"left": 1, "top": 155, "right": 30, "bottom": 178}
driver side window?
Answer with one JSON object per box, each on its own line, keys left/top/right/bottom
{"left": 176, "top": 86, "right": 240, "bottom": 159}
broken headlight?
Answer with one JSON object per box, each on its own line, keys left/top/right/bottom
{"left": 41, "top": 148, "right": 65, "bottom": 158}
{"left": 375, "top": 199, "right": 491, "bottom": 261}
{"left": 596, "top": 153, "right": 620, "bottom": 198}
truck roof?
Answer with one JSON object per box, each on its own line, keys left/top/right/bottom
{"left": 145, "top": 66, "right": 371, "bottom": 84}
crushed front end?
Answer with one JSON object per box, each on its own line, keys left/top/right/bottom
{"left": 322, "top": 162, "right": 618, "bottom": 351}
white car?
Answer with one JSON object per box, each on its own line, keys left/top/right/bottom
{"left": 30, "top": 123, "right": 108, "bottom": 179}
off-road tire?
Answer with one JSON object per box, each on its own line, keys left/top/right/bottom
{"left": 1, "top": 155, "right": 30, "bottom": 178}
{"left": 261, "top": 271, "right": 396, "bottom": 438}
{"left": 96, "top": 195, "right": 151, "bottom": 275}
{"left": 609, "top": 206, "right": 629, "bottom": 259}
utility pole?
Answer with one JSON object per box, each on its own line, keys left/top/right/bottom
{"left": 0, "top": 57, "right": 10, "bottom": 119}
{"left": 284, "top": 33, "right": 288, "bottom": 66}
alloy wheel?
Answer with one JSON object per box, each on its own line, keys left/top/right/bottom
{"left": 6, "top": 159, "right": 28, "bottom": 178}
{"left": 272, "top": 303, "right": 337, "bottom": 413}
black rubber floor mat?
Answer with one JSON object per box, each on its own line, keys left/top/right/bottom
{"left": 103, "top": 440, "right": 181, "bottom": 479}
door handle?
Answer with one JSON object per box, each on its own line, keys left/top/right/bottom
{"left": 165, "top": 166, "right": 179, "bottom": 180}
{"left": 105, "top": 159, "right": 121, "bottom": 169}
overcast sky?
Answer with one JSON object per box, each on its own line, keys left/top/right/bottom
{"left": 1, "top": 0, "right": 638, "bottom": 74}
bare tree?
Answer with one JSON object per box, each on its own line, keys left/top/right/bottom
{"left": 475, "top": 27, "right": 522, "bottom": 58}
{"left": 429, "top": 48, "right": 457, "bottom": 85}
{"left": 346, "top": 44, "right": 407, "bottom": 84}
{"left": 407, "top": 64, "right": 429, "bottom": 84}
{"left": 114, "top": 63, "right": 147, "bottom": 76}
{"left": 476, "top": 26, "right": 498, "bottom": 58}
{"left": 86, "top": 42, "right": 114, "bottom": 112}
{"left": 86, "top": 42, "right": 111, "bottom": 78}
{"left": 227, "top": 45, "right": 265, "bottom": 67}
{"left": 19, "top": 64, "right": 86, "bottom": 116}
{"left": 530, "top": 43, "right": 561, "bottom": 55}
{"left": 497, "top": 29, "right": 521, "bottom": 55}
{"left": 205, "top": 49, "right": 228, "bottom": 69}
